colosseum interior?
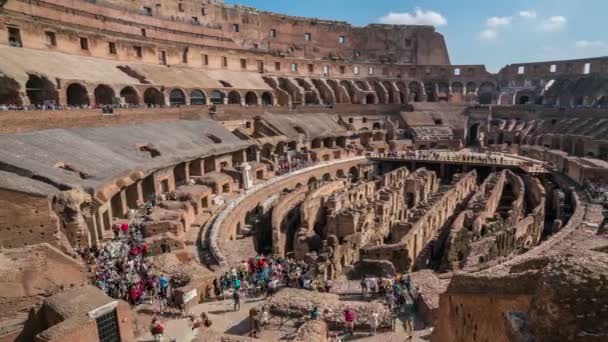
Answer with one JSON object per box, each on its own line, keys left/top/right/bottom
{"left": 0, "top": 0, "right": 607, "bottom": 341}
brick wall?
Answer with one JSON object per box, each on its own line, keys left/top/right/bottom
{"left": 0, "top": 189, "right": 61, "bottom": 249}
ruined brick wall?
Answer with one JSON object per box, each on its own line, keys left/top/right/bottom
{"left": 0, "top": 189, "right": 63, "bottom": 249}
{"left": 0, "top": 107, "right": 206, "bottom": 134}
{"left": 432, "top": 272, "right": 538, "bottom": 342}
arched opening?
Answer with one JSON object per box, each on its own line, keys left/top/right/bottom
{"left": 66, "top": 83, "right": 90, "bottom": 107}
{"left": 228, "top": 91, "right": 241, "bottom": 105}
{"left": 409, "top": 82, "right": 421, "bottom": 102}
{"left": 143, "top": 88, "right": 165, "bottom": 106}
{"left": 261, "top": 92, "right": 273, "bottom": 106}
{"left": 355, "top": 80, "right": 370, "bottom": 91}
{"left": 372, "top": 122, "right": 382, "bottom": 130}
{"left": 94, "top": 84, "right": 115, "bottom": 106}
{"left": 210, "top": 90, "right": 225, "bottom": 105}
{"left": 365, "top": 94, "right": 375, "bottom": 104}
{"left": 451, "top": 82, "right": 463, "bottom": 95}
{"left": 437, "top": 82, "right": 450, "bottom": 102}
{"left": 322, "top": 173, "right": 332, "bottom": 181}
{"left": 169, "top": 89, "right": 186, "bottom": 106}
{"left": 190, "top": 90, "right": 206, "bottom": 105}
{"left": 340, "top": 81, "right": 356, "bottom": 102}
{"left": 120, "top": 86, "right": 139, "bottom": 105}
{"left": 478, "top": 82, "right": 496, "bottom": 105}
{"left": 308, "top": 177, "right": 317, "bottom": 185}
{"left": 0, "top": 76, "right": 22, "bottom": 106}
{"left": 518, "top": 95, "right": 531, "bottom": 105}
{"left": 382, "top": 81, "right": 396, "bottom": 103}
{"left": 245, "top": 91, "right": 258, "bottom": 106}
{"left": 25, "top": 75, "right": 58, "bottom": 106}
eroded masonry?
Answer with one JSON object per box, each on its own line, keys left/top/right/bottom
{"left": 0, "top": 1, "right": 607, "bottom": 342}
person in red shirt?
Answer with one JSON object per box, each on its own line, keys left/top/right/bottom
{"left": 131, "top": 245, "right": 140, "bottom": 256}
{"left": 141, "top": 243, "right": 148, "bottom": 255}
{"left": 344, "top": 307, "right": 356, "bottom": 336}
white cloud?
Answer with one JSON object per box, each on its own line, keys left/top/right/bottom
{"left": 378, "top": 8, "right": 447, "bottom": 26}
{"left": 575, "top": 40, "right": 606, "bottom": 48}
{"left": 486, "top": 16, "right": 512, "bottom": 27}
{"left": 519, "top": 11, "right": 537, "bottom": 19}
{"left": 540, "top": 16, "right": 567, "bottom": 32}
{"left": 479, "top": 29, "right": 498, "bottom": 41}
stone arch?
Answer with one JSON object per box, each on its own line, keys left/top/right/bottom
{"left": 143, "top": 87, "right": 165, "bottom": 106}
{"left": 25, "top": 74, "right": 58, "bottom": 106}
{"left": 261, "top": 92, "right": 273, "bottom": 106}
{"left": 515, "top": 90, "right": 536, "bottom": 105}
{"left": 424, "top": 82, "right": 437, "bottom": 102}
{"left": 382, "top": 81, "right": 396, "bottom": 103}
{"left": 245, "top": 91, "right": 258, "bottom": 105}
{"left": 327, "top": 79, "right": 350, "bottom": 103}
{"left": 396, "top": 81, "right": 408, "bottom": 104}
{"left": 190, "top": 89, "right": 207, "bottom": 105}
{"left": 0, "top": 75, "right": 21, "bottom": 106}
{"left": 94, "top": 84, "right": 115, "bottom": 106}
{"left": 466, "top": 82, "right": 477, "bottom": 94}
{"left": 66, "top": 83, "right": 90, "bottom": 106}
{"left": 437, "top": 82, "right": 450, "bottom": 102}
{"left": 478, "top": 82, "right": 496, "bottom": 105}
{"left": 340, "top": 80, "right": 356, "bottom": 102}
{"left": 322, "top": 173, "right": 332, "bottom": 181}
{"left": 409, "top": 82, "right": 422, "bottom": 102}
{"left": 355, "top": 80, "right": 370, "bottom": 91}
{"left": 119, "top": 86, "right": 139, "bottom": 105}
{"left": 228, "top": 91, "right": 242, "bottom": 105}
{"left": 308, "top": 176, "right": 318, "bottom": 185}
{"left": 169, "top": 88, "right": 187, "bottom": 106}
{"left": 210, "top": 90, "right": 226, "bottom": 105}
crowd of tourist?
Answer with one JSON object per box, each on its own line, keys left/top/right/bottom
{"left": 0, "top": 103, "right": 164, "bottom": 112}
{"left": 276, "top": 154, "right": 315, "bottom": 176}
{"left": 78, "top": 217, "right": 183, "bottom": 319}
{"left": 378, "top": 150, "right": 510, "bottom": 165}
{"left": 210, "top": 255, "right": 324, "bottom": 302}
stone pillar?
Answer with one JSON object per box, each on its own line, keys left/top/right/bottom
{"left": 241, "top": 162, "right": 253, "bottom": 190}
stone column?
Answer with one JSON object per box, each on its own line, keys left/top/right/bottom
{"left": 241, "top": 162, "right": 253, "bottom": 190}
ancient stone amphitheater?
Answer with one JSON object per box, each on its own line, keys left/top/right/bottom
{"left": 0, "top": 1, "right": 606, "bottom": 341}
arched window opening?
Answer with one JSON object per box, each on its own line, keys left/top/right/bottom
{"left": 143, "top": 88, "right": 164, "bottom": 106}
{"left": 94, "top": 84, "right": 115, "bottom": 106}
{"left": 228, "top": 91, "right": 241, "bottom": 105}
{"left": 245, "top": 91, "right": 258, "bottom": 105}
{"left": 169, "top": 89, "right": 186, "bottom": 106}
{"left": 120, "top": 87, "right": 139, "bottom": 105}
{"left": 261, "top": 92, "right": 273, "bottom": 106}
{"left": 66, "top": 83, "right": 90, "bottom": 107}
{"left": 190, "top": 90, "right": 206, "bottom": 105}
{"left": 26, "top": 75, "right": 58, "bottom": 106}
{"left": 210, "top": 90, "right": 225, "bottom": 105}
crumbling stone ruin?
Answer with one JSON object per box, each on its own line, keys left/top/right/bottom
{"left": 0, "top": 0, "right": 606, "bottom": 341}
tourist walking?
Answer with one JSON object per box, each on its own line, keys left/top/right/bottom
{"left": 344, "top": 307, "right": 356, "bottom": 336}
{"left": 370, "top": 309, "right": 379, "bottom": 335}
{"left": 233, "top": 289, "right": 241, "bottom": 311}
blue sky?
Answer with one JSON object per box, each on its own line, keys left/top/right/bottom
{"left": 226, "top": 0, "right": 607, "bottom": 72}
